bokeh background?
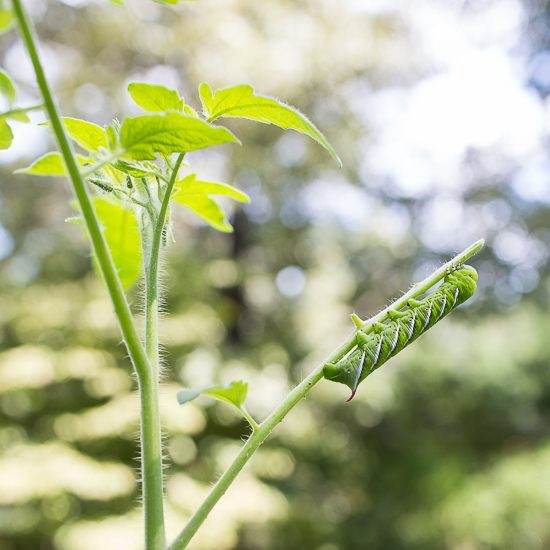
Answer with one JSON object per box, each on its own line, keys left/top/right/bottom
{"left": 1, "top": 0, "right": 550, "bottom": 548}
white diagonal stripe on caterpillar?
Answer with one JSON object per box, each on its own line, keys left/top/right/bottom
{"left": 421, "top": 301, "right": 433, "bottom": 330}
{"left": 387, "top": 326, "right": 400, "bottom": 358}
{"left": 371, "top": 335, "right": 383, "bottom": 367}
{"left": 436, "top": 295, "right": 447, "bottom": 321}
{"left": 405, "top": 310, "right": 416, "bottom": 344}
{"left": 451, "top": 286, "right": 459, "bottom": 308}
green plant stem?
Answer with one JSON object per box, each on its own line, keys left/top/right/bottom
{"left": 82, "top": 151, "right": 125, "bottom": 177}
{"left": 168, "top": 330, "right": 362, "bottom": 550}
{"left": 168, "top": 239, "right": 485, "bottom": 549}
{"left": 166, "top": 367, "right": 325, "bottom": 550}
{"left": 82, "top": 153, "right": 173, "bottom": 184}
{"left": 138, "top": 372, "right": 166, "bottom": 550}
{"left": 355, "top": 238, "right": 485, "bottom": 334}
{"left": 11, "top": 2, "right": 166, "bottom": 548}
{"left": 11, "top": 0, "right": 150, "bottom": 379}
{"left": 3, "top": 102, "right": 44, "bottom": 116}
{"left": 144, "top": 153, "right": 183, "bottom": 372}
{"left": 138, "top": 153, "right": 185, "bottom": 549}
{"left": 240, "top": 405, "right": 260, "bottom": 431}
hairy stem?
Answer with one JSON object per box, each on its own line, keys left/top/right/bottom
{"left": 139, "top": 154, "right": 184, "bottom": 549}
{"left": 144, "top": 154, "right": 183, "bottom": 373}
{"left": 166, "top": 367, "right": 326, "bottom": 550}
{"left": 168, "top": 239, "right": 485, "bottom": 549}
{"left": 139, "top": 373, "right": 166, "bottom": 550}
{"left": 11, "top": 2, "right": 165, "bottom": 547}
{"left": 11, "top": 0, "right": 150, "bottom": 379}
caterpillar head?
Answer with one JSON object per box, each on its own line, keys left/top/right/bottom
{"left": 449, "top": 264, "right": 478, "bottom": 306}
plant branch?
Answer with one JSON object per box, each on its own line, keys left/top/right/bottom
{"left": 11, "top": 0, "right": 150, "bottom": 380}
{"left": 138, "top": 154, "right": 185, "bottom": 550}
{"left": 167, "top": 239, "right": 485, "bottom": 549}
{"left": 81, "top": 151, "right": 124, "bottom": 177}
{"left": 355, "top": 238, "right": 485, "bottom": 333}
{"left": 240, "top": 405, "right": 260, "bottom": 431}
{"left": 2, "top": 102, "right": 44, "bottom": 116}
{"left": 166, "top": 366, "right": 326, "bottom": 550}
{"left": 11, "top": 3, "right": 166, "bottom": 548}
{"left": 134, "top": 178, "right": 158, "bottom": 228}
{"left": 142, "top": 153, "right": 184, "bottom": 375}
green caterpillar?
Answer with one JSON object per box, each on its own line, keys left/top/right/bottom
{"left": 324, "top": 264, "right": 478, "bottom": 401}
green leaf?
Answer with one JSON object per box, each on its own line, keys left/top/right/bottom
{"left": 177, "top": 381, "right": 257, "bottom": 429}
{"left": 0, "top": 118, "right": 13, "bottom": 150}
{"left": 202, "top": 381, "right": 248, "bottom": 408}
{"left": 119, "top": 112, "right": 240, "bottom": 161}
{"left": 0, "top": 68, "right": 16, "bottom": 106}
{"left": 177, "top": 381, "right": 248, "bottom": 409}
{"left": 0, "top": 1, "right": 14, "bottom": 35}
{"left": 199, "top": 83, "right": 341, "bottom": 167}
{"left": 93, "top": 198, "right": 142, "bottom": 290}
{"left": 176, "top": 388, "right": 203, "bottom": 405}
{"left": 172, "top": 174, "right": 249, "bottom": 232}
{"left": 107, "top": 0, "right": 124, "bottom": 5}
{"left": 106, "top": 125, "right": 117, "bottom": 150}
{"left": 40, "top": 118, "right": 107, "bottom": 152}
{"left": 184, "top": 105, "right": 199, "bottom": 117}
{"left": 177, "top": 195, "right": 233, "bottom": 233}
{"left": 63, "top": 118, "right": 107, "bottom": 152}
{"left": 0, "top": 103, "right": 33, "bottom": 150}
{"left": 15, "top": 152, "right": 90, "bottom": 176}
{"left": 5, "top": 110, "right": 30, "bottom": 123}
{"left": 69, "top": 198, "right": 141, "bottom": 289}
{"left": 128, "top": 83, "right": 184, "bottom": 113}
{"left": 173, "top": 173, "right": 249, "bottom": 203}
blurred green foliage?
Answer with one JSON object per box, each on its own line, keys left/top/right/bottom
{"left": 2, "top": 0, "right": 550, "bottom": 549}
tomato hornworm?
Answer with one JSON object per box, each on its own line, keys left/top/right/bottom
{"left": 324, "top": 264, "right": 478, "bottom": 401}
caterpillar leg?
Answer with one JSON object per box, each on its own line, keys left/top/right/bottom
{"left": 356, "top": 331, "right": 370, "bottom": 347}
{"left": 446, "top": 261, "right": 463, "bottom": 274}
{"left": 372, "top": 322, "right": 387, "bottom": 333}
{"left": 354, "top": 324, "right": 384, "bottom": 348}
{"left": 388, "top": 309, "right": 407, "bottom": 320}
{"left": 407, "top": 298, "right": 423, "bottom": 308}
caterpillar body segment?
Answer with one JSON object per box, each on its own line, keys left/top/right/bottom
{"left": 323, "top": 265, "right": 478, "bottom": 401}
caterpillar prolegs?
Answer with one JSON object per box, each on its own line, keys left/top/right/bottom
{"left": 324, "top": 264, "right": 478, "bottom": 401}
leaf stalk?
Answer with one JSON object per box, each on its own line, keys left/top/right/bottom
{"left": 167, "top": 239, "right": 485, "bottom": 549}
